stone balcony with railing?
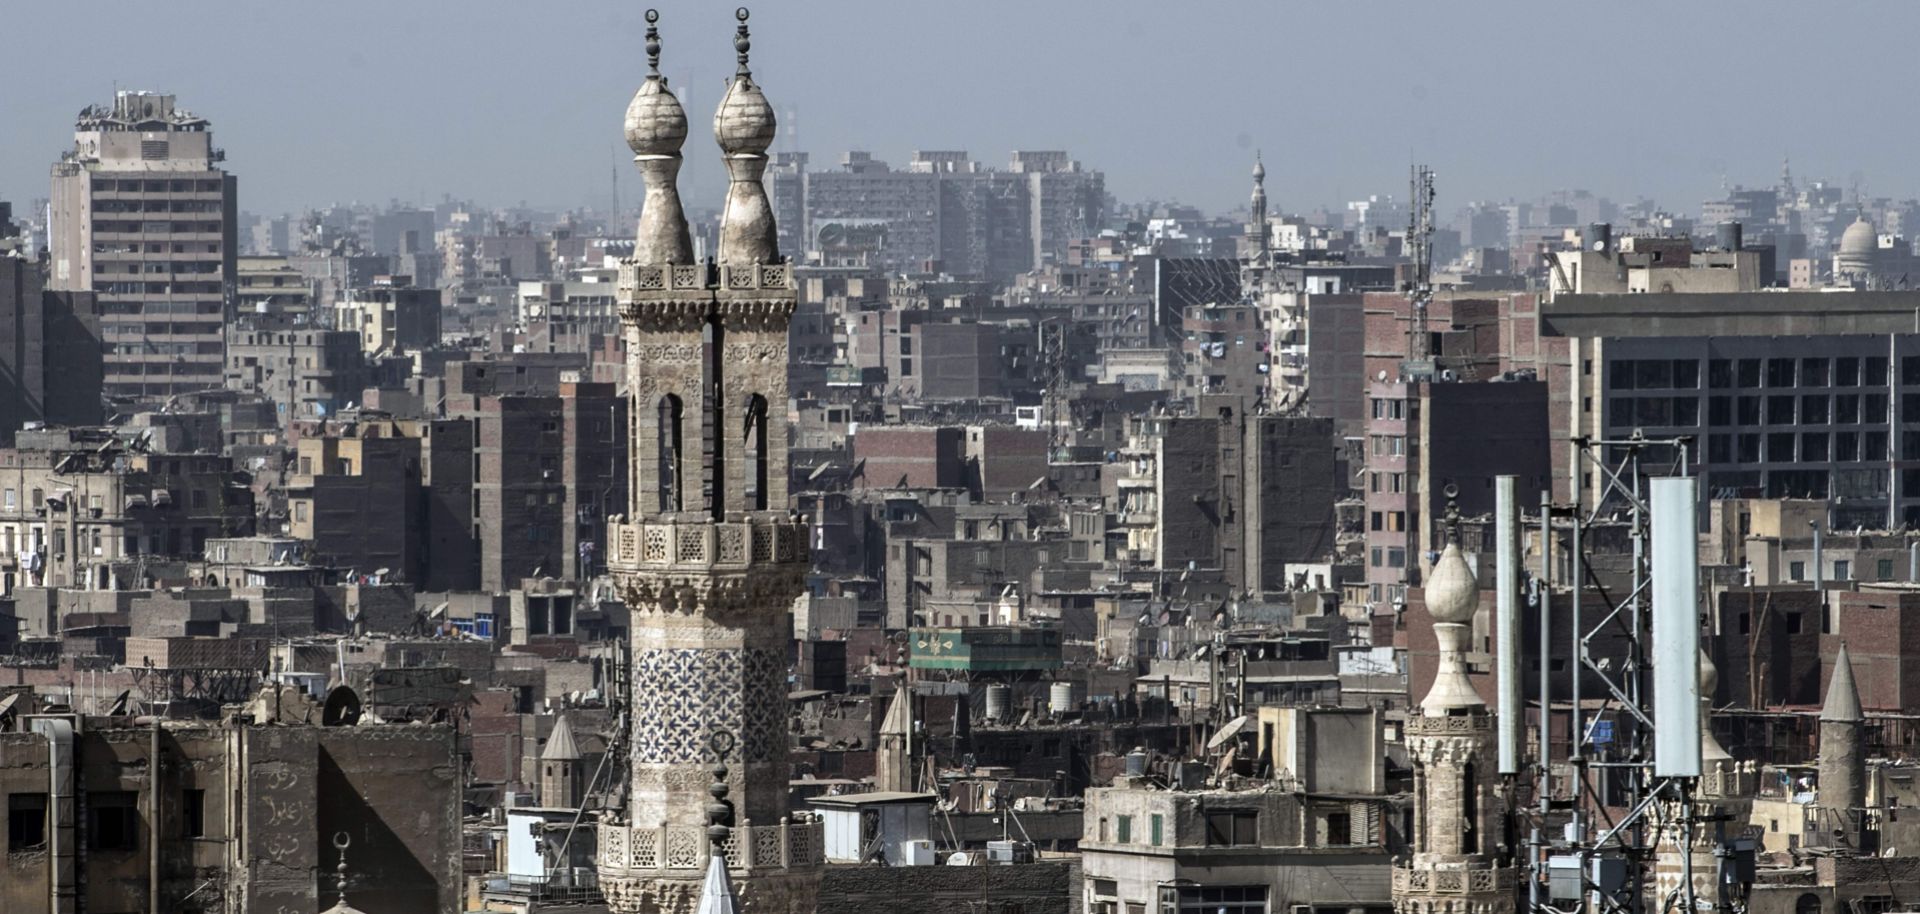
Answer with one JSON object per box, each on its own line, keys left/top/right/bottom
{"left": 605, "top": 513, "right": 809, "bottom": 576}
{"left": 619, "top": 262, "right": 794, "bottom": 298}
{"left": 597, "top": 819, "right": 822, "bottom": 879}
{"left": 1391, "top": 866, "right": 1519, "bottom": 896}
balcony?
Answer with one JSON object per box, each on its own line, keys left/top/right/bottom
{"left": 1391, "top": 866, "right": 1517, "bottom": 896}
{"left": 606, "top": 514, "right": 808, "bottom": 572}
{"left": 597, "top": 819, "right": 822, "bottom": 877}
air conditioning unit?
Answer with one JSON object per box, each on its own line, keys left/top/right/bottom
{"left": 902, "top": 839, "right": 935, "bottom": 866}
{"left": 984, "top": 840, "right": 1033, "bottom": 865}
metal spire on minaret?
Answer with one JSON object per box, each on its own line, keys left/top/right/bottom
{"left": 697, "top": 746, "right": 741, "bottom": 914}
{"left": 320, "top": 832, "right": 367, "bottom": 914}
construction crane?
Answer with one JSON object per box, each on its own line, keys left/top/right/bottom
{"left": 1404, "top": 165, "right": 1437, "bottom": 375}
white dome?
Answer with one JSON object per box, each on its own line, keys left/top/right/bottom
{"left": 1839, "top": 216, "right": 1878, "bottom": 259}
{"left": 1424, "top": 543, "right": 1479, "bottom": 625}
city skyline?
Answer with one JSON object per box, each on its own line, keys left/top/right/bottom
{"left": 5, "top": 0, "right": 1919, "bottom": 217}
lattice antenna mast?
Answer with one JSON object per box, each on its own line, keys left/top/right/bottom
{"left": 1406, "top": 165, "right": 1437, "bottom": 365}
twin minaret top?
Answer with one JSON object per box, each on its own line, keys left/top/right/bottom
{"left": 624, "top": 7, "right": 781, "bottom": 267}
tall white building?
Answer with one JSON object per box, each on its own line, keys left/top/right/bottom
{"left": 49, "top": 91, "right": 236, "bottom": 403}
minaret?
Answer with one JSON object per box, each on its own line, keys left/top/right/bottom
{"left": 539, "top": 714, "right": 583, "bottom": 809}
{"left": 1242, "top": 153, "right": 1270, "bottom": 293}
{"left": 1816, "top": 644, "right": 1866, "bottom": 851}
{"left": 1653, "top": 650, "right": 1758, "bottom": 901}
{"left": 1392, "top": 513, "right": 1515, "bottom": 914}
{"left": 875, "top": 687, "right": 912, "bottom": 793}
{"left": 598, "top": 10, "right": 819, "bottom": 914}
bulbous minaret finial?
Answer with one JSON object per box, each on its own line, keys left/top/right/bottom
{"left": 1420, "top": 488, "right": 1484, "bottom": 715}
{"left": 714, "top": 7, "right": 780, "bottom": 264}
{"left": 626, "top": 9, "right": 694, "bottom": 265}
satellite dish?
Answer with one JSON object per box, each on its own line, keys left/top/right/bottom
{"left": 1376, "top": 370, "right": 1389, "bottom": 381}
{"left": 322, "top": 685, "right": 362, "bottom": 727}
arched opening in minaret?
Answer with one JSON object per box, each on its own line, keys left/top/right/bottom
{"left": 1462, "top": 761, "right": 1479, "bottom": 854}
{"left": 744, "top": 393, "right": 769, "bottom": 511}
{"left": 657, "top": 394, "right": 683, "bottom": 512}
{"left": 704, "top": 315, "right": 725, "bottom": 521}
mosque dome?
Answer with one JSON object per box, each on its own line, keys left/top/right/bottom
{"left": 1252, "top": 155, "right": 1266, "bottom": 182}
{"left": 1424, "top": 543, "right": 1479, "bottom": 625}
{"left": 1839, "top": 215, "right": 1878, "bottom": 261}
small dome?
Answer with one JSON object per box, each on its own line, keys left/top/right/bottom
{"left": 625, "top": 77, "right": 688, "bottom": 158}
{"left": 714, "top": 76, "right": 776, "bottom": 156}
{"left": 1424, "top": 543, "right": 1479, "bottom": 624}
{"left": 1839, "top": 216, "right": 1877, "bottom": 259}
{"left": 1252, "top": 155, "right": 1265, "bottom": 182}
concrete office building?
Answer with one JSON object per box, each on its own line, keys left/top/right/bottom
{"left": 1547, "top": 290, "right": 1920, "bottom": 528}
{"left": 48, "top": 91, "right": 237, "bottom": 403}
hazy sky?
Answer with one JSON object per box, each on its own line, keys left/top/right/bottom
{"left": 3, "top": 1, "right": 1915, "bottom": 219}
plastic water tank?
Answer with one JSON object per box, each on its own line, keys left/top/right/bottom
{"left": 984, "top": 683, "right": 1011, "bottom": 723}
{"left": 1049, "top": 681, "right": 1080, "bottom": 715}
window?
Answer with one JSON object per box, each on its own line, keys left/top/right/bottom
{"left": 1204, "top": 809, "right": 1259, "bottom": 846}
{"left": 1837, "top": 358, "right": 1860, "bottom": 387}
{"left": 1116, "top": 815, "right": 1132, "bottom": 844}
{"left": 1837, "top": 395, "right": 1860, "bottom": 424}
{"left": 1835, "top": 560, "right": 1851, "bottom": 582}
{"left": 88, "top": 791, "right": 138, "bottom": 851}
{"left": 1789, "top": 561, "right": 1805, "bottom": 582}
{"left": 1150, "top": 813, "right": 1163, "bottom": 846}
{"left": 1708, "top": 359, "right": 1733, "bottom": 388}
{"left": 1327, "top": 810, "right": 1353, "bottom": 846}
{"left": 1880, "top": 559, "right": 1895, "bottom": 581}
{"left": 1175, "top": 885, "right": 1267, "bottom": 914}
{"left": 1802, "top": 358, "right": 1829, "bottom": 387}
{"left": 1708, "top": 397, "right": 1731, "bottom": 426}
{"left": 8, "top": 793, "right": 46, "bottom": 850}
{"left": 181, "top": 789, "right": 205, "bottom": 838}
{"left": 1804, "top": 396, "right": 1830, "bottom": 424}
{"left": 1767, "top": 358, "right": 1796, "bottom": 387}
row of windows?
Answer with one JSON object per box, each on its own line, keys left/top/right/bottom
{"left": 9, "top": 790, "right": 207, "bottom": 851}
{"left": 1369, "top": 471, "right": 1406, "bottom": 493}
{"left": 1611, "top": 357, "right": 1900, "bottom": 391}
{"left": 1370, "top": 510, "right": 1407, "bottom": 532}
{"left": 93, "top": 178, "right": 223, "bottom": 192}
{"left": 1611, "top": 393, "right": 1895, "bottom": 428}
{"left": 1369, "top": 435, "right": 1405, "bottom": 457}
{"left": 1703, "top": 432, "right": 1889, "bottom": 464}
{"left": 1370, "top": 398, "right": 1407, "bottom": 420}
{"left": 1370, "top": 546, "right": 1407, "bottom": 568}
{"left": 90, "top": 220, "right": 224, "bottom": 234}
{"left": 93, "top": 200, "right": 223, "bottom": 214}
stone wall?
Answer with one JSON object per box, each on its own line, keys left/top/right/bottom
{"left": 820, "top": 860, "right": 1076, "bottom": 914}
